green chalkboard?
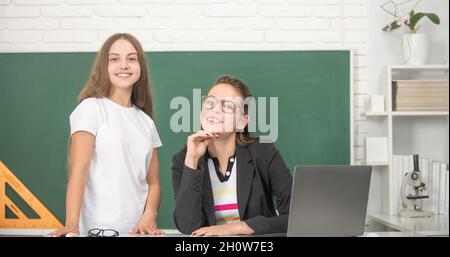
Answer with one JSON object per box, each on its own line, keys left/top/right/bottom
{"left": 0, "top": 51, "right": 350, "bottom": 229}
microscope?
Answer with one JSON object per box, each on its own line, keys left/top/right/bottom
{"left": 399, "top": 154, "right": 434, "bottom": 218}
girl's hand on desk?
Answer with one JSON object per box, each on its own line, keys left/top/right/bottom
{"left": 45, "top": 226, "right": 80, "bottom": 237}
{"left": 130, "top": 213, "right": 165, "bottom": 236}
{"left": 191, "top": 222, "right": 254, "bottom": 237}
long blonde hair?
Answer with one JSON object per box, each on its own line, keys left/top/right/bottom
{"left": 78, "top": 33, "right": 154, "bottom": 118}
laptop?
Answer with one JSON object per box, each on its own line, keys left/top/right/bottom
{"left": 287, "top": 165, "right": 372, "bottom": 237}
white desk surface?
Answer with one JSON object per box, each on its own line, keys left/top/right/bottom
{"left": 0, "top": 229, "right": 185, "bottom": 237}
{"left": 0, "top": 229, "right": 429, "bottom": 237}
{"left": 0, "top": 229, "right": 189, "bottom": 237}
{"left": 368, "top": 212, "right": 449, "bottom": 236}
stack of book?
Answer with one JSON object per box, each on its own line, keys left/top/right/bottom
{"left": 392, "top": 81, "right": 449, "bottom": 111}
{"left": 391, "top": 155, "right": 449, "bottom": 217}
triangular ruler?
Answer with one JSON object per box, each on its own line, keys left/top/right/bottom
{"left": 0, "top": 161, "right": 63, "bottom": 229}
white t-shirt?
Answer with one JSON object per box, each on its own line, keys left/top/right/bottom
{"left": 69, "top": 97, "right": 162, "bottom": 234}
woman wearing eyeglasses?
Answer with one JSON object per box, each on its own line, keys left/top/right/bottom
{"left": 172, "top": 75, "right": 292, "bottom": 236}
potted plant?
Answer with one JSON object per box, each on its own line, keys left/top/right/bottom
{"left": 381, "top": 0, "right": 440, "bottom": 65}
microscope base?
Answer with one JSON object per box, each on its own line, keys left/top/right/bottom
{"left": 400, "top": 209, "right": 434, "bottom": 218}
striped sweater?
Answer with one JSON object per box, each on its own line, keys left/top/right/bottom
{"left": 207, "top": 156, "right": 240, "bottom": 225}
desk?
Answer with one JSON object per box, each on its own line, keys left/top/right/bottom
{"left": 368, "top": 213, "right": 449, "bottom": 236}
{"left": 0, "top": 229, "right": 426, "bottom": 237}
{"left": 0, "top": 229, "right": 185, "bottom": 237}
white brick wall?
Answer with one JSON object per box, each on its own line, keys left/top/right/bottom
{"left": 0, "top": 0, "right": 369, "bottom": 162}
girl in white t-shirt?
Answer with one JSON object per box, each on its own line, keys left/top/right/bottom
{"left": 48, "top": 33, "right": 163, "bottom": 236}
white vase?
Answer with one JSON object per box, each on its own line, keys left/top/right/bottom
{"left": 402, "top": 33, "right": 429, "bottom": 65}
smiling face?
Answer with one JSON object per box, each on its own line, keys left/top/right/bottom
{"left": 200, "top": 83, "right": 248, "bottom": 134}
{"left": 107, "top": 38, "right": 141, "bottom": 91}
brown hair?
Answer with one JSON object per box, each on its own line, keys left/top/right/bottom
{"left": 78, "top": 33, "right": 154, "bottom": 118}
{"left": 67, "top": 33, "right": 153, "bottom": 177}
{"left": 211, "top": 75, "right": 259, "bottom": 147}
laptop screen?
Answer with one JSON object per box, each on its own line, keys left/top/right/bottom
{"left": 287, "top": 165, "right": 372, "bottom": 237}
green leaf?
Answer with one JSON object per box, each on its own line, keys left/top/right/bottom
{"left": 382, "top": 20, "right": 400, "bottom": 32}
{"left": 410, "top": 12, "right": 425, "bottom": 31}
{"left": 426, "top": 13, "right": 440, "bottom": 24}
{"left": 390, "top": 20, "right": 401, "bottom": 30}
{"left": 410, "top": 12, "right": 440, "bottom": 32}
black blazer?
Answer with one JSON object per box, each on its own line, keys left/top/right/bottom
{"left": 171, "top": 142, "right": 292, "bottom": 235}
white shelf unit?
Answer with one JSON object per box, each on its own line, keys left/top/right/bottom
{"left": 366, "top": 65, "right": 449, "bottom": 216}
